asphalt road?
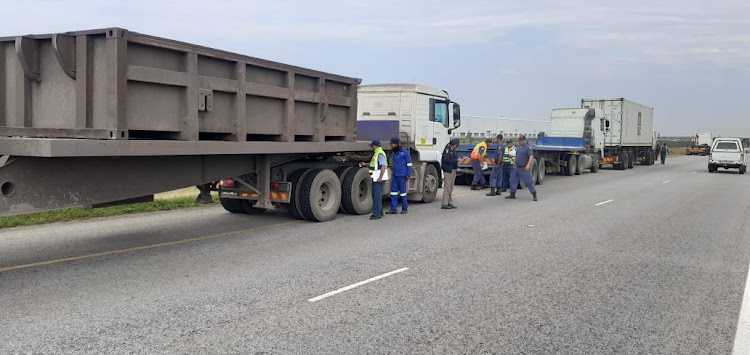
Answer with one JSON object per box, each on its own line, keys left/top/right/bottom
{"left": 1, "top": 156, "right": 750, "bottom": 354}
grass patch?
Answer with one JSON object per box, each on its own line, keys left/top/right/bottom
{"left": 0, "top": 195, "right": 219, "bottom": 230}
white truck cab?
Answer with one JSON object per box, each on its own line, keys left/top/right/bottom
{"left": 357, "top": 84, "right": 461, "bottom": 201}
{"left": 709, "top": 138, "right": 746, "bottom": 174}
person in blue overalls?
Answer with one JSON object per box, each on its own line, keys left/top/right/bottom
{"left": 486, "top": 134, "right": 504, "bottom": 196}
{"left": 387, "top": 137, "right": 413, "bottom": 215}
{"left": 506, "top": 135, "right": 538, "bottom": 201}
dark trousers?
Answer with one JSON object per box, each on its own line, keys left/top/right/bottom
{"left": 510, "top": 167, "right": 537, "bottom": 194}
{"left": 489, "top": 166, "right": 501, "bottom": 188}
{"left": 372, "top": 181, "right": 384, "bottom": 217}
{"left": 471, "top": 159, "right": 486, "bottom": 186}
{"left": 660, "top": 152, "right": 667, "bottom": 164}
{"left": 501, "top": 165, "right": 513, "bottom": 191}
{"left": 390, "top": 176, "right": 408, "bottom": 211}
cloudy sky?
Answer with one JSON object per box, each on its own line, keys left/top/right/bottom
{"left": 3, "top": 0, "right": 748, "bottom": 136}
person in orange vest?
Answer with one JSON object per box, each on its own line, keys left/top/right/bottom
{"left": 470, "top": 138, "right": 493, "bottom": 190}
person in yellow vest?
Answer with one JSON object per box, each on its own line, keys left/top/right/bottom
{"left": 470, "top": 138, "right": 493, "bottom": 190}
{"left": 500, "top": 139, "right": 516, "bottom": 193}
{"left": 360, "top": 140, "right": 388, "bottom": 220}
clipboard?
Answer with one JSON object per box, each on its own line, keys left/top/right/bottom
{"left": 371, "top": 168, "right": 390, "bottom": 181}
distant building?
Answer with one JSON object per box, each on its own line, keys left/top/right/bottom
{"left": 452, "top": 116, "right": 551, "bottom": 140}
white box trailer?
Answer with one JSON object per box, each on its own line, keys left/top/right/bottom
{"left": 580, "top": 98, "right": 656, "bottom": 169}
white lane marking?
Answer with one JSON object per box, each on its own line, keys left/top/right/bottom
{"left": 595, "top": 199, "right": 614, "bottom": 206}
{"left": 308, "top": 268, "right": 409, "bottom": 302}
{"left": 692, "top": 171, "right": 697, "bottom": 173}
{"left": 733, "top": 262, "right": 750, "bottom": 354}
{"left": 663, "top": 180, "right": 671, "bottom": 184}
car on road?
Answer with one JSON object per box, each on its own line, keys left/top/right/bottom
{"left": 708, "top": 138, "right": 746, "bottom": 174}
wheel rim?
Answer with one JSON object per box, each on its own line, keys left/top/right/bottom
{"left": 357, "top": 179, "right": 368, "bottom": 203}
{"left": 425, "top": 174, "right": 437, "bottom": 195}
{"left": 317, "top": 181, "right": 335, "bottom": 211}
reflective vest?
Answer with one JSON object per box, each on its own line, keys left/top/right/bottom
{"left": 502, "top": 146, "right": 515, "bottom": 165}
{"left": 369, "top": 147, "right": 386, "bottom": 173}
{"left": 471, "top": 142, "right": 489, "bottom": 160}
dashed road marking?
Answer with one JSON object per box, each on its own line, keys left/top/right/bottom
{"left": 595, "top": 199, "right": 614, "bottom": 206}
{"left": 308, "top": 268, "right": 409, "bottom": 302}
{"left": 663, "top": 180, "right": 671, "bottom": 184}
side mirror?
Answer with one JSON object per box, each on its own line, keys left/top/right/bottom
{"left": 452, "top": 104, "right": 461, "bottom": 128}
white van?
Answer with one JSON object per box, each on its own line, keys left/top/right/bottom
{"left": 708, "top": 138, "right": 746, "bottom": 174}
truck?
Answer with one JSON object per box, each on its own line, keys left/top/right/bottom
{"left": 581, "top": 98, "right": 656, "bottom": 169}
{"left": 0, "top": 28, "right": 460, "bottom": 221}
{"left": 708, "top": 138, "right": 746, "bottom": 174}
{"left": 687, "top": 132, "right": 715, "bottom": 156}
{"left": 454, "top": 103, "right": 656, "bottom": 186}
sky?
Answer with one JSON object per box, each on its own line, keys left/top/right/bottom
{"left": 2, "top": 0, "right": 748, "bottom": 136}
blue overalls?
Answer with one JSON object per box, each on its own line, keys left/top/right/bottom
{"left": 390, "top": 147, "right": 413, "bottom": 212}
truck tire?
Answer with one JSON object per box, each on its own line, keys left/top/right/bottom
{"left": 564, "top": 155, "right": 577, "bottom": 176}
{"left": 288, "top": 168, "right": 312, "bottom": 220}
{"left": 617, "top": 153, "right": 628, "bottom": 170}
{"left": 646, "top": 152, "right": 655, "bottom": 166}
{"left": 531, "top": 159, "right": 540, "bottom": 185}
{"left": 576, "top": 155, "right": 585, "bottom": 175}
{"left": 590, "top": 157, "right": 600, "bottom": 173}
{"left": 298, "top": 169, "right": 342, "bottom": 222}
{"left": 335, "top": 167, "right": 353, "bottom": 213}
{"left": 220, "top": 197, "right": 245, "bottom": 214}
{"left": 341, "top": 168, "right": 372, "bottom": 215}
{"left": 334, "top": 166, "right": 352, "bottom": 180}
{"left": 241, "top": 199, "right": 266, "bottom": 215}
{"left": 627, "top": 152, "right": 635, "bottom": 169}
{"left": 422, "top": 164, "right": 439, "bottom": 203}
{"left": 536, "top": 157, "right": 545, "bottom": 185}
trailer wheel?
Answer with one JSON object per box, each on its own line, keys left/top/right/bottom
{"left": 341, "top": 168, "right": 372, "bottom": 215}
{"left": 288, "top": 168, "right": 312, "bottom": 220}
{"left": 575, "top": 155, "right": 585, "bottom": 175}
{"left": 298, "top": 169, "right": 342, "bottom": 222}
{"left": 219, "top": 197, "right": 246, "bottom": 214}
{"left": 616, "top": 153, "right": 628, "bottom": 170}
{"left": 422, "top": 164, "right": 439, "bottom": 203}
{"left": 627, "top": 152, "right": 635, "bottom": 169}
{"left": 564, "top": 155, "right": 577, "bottom": 176}
{"left": 590, "top": 158, "right": 600, "bottom": 173}
{"left": 531, "top": 159, "right": 540, "bottom": 185}
{"left": 335, "top": 167, "right": 353, "bottom": 213}
{"left": 536, "top": 157, "right": 545, "bottom": 185}
{"left": 240, "top": 200, "right": 266, "bottom": 214}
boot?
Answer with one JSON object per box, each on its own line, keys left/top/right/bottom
{"left": 533, "top": 193, "right": 538, "bottom": 201}
{"left": 471, "top": 184, "right": 480, "bottom": 190}
{"left": 505, "top": 193, "right": 516, "bottom": 200}
{"left": 486, "top": 188, "right": 497, "bottom": 196}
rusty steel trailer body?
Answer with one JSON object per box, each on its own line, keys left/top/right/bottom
{"left": 0, "top": 28, "right": 371, "bottom": 220}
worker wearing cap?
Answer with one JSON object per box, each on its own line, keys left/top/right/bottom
{"left": 441, "top": 138, "right": 460, "bottom": 209}
{"left": 360, "top": 140, "right": 388, "bottom": 219}
{"left": 470, "top": 138, "right": 493, "bottom": 190}
{"left": 506, "top": 135, "right": 538, "bottom": 201}
{"left": 387, "top": 137, "right": 412, "bottom": 214}
{"left": 486, "top": 134, "right": 504, "bottom": 196}
{"left": 500, "top": 139, "right": 515, "bottom": 193}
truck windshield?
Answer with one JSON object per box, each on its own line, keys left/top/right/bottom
{"left": 714, "top": 142, "right": 739, "bottom": 151}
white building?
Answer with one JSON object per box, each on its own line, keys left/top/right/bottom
{"left": 452, "top": 116, "right": 551, "bottom": 140}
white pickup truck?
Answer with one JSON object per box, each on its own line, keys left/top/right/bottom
{"left": 708, "top": 138, "right": 747, "bottom": 174}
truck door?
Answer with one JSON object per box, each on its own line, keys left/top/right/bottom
{"left": 429, "top": 98, "right": 450, "bottom": 151}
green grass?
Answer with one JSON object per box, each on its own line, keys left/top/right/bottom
{"left": 0, "top": 195, "right": 219, "bottom": 230}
